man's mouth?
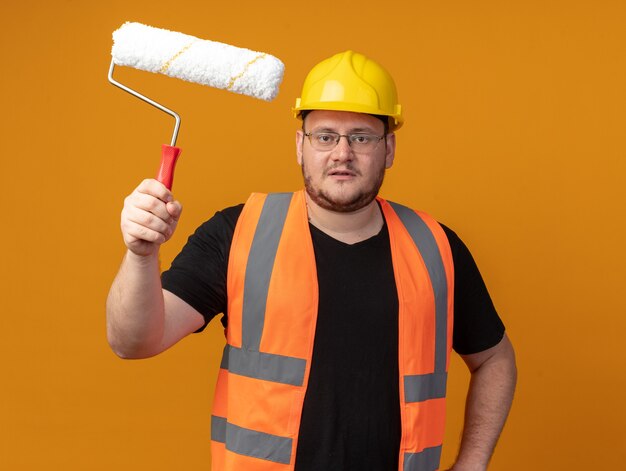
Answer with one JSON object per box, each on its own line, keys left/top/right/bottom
{"left": 327, "top": 168, "right": 357, "bottom": 177}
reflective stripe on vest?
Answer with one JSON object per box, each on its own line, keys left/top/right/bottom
{"left": 242, "top": 193, "right": 292, "bottom": 352}
{"left": 220, "top": 343, "right": 306, "bottom": 387}
{"left": 404, "top": 445, "right": 443, "bottom": 471}
{"left": 211, "top": 191, "right": 453, "bottom": 471}
{"left": 211, "top": 415, "right": 293, "bottom": 465}
{"left": 389, "top": 201, "right": 449, "bottom": 406}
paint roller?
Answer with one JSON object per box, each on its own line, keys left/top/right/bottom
{"left": 108, "top": 21, "right": 284, "bottom": 189}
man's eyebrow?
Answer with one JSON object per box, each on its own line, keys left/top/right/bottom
{"left": 349, "top": 127, "right": 377, "bottom": 133}
{"left": 313, "top": 127, "right": 337, "bottom": 133}
{"left": 311, "top": 126, "right": 378, "bottom": 133}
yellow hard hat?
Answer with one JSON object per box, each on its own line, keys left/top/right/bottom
{"left": 293, "top": 50, "right": 403, "bottom": 131}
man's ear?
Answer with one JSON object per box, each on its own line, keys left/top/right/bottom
{"left": 296, "top": 130, "right": 304, "bottom": 166}
{"left": 385, "top": 133, "right": 396, "bottom": 169}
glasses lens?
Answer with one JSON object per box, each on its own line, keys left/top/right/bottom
{"left": 349, "top": 134, "right": 379, "bottom": 151}
{"left": 309, "top": 132, "right": 338, "bottom": 150}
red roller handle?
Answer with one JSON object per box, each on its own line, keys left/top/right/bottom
{"left": 156, "top": 144, "right": 182, "bottom": 190}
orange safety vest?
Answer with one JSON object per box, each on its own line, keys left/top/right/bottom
{"left": 210, "top": 190, "right": 454, "bottom": 471}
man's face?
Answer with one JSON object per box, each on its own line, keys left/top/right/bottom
{"left": 296, "top": 110, "right": 396, "bottom": 213}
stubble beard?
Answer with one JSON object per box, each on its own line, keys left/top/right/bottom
{"left": 302, "top": 161, "right": 387, "bottom": 213}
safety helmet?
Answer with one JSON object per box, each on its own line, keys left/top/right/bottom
{"left": 293, "top": 50, "right": 403, "bottom": 131}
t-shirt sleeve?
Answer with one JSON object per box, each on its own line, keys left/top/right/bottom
{"left": 161, "top": 204, "right": 243, "bottom": 332}
{"left": 441, "top": 224, "right": 505, "bottom": 355}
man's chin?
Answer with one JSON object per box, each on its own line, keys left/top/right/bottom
{"left": 306, "top": 188, "right": 377, "bottom": 213}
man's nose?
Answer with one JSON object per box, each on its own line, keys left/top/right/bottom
{"left": 332, "top": 135, "right": 353, "bottom": 160}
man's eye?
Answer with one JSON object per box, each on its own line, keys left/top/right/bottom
{"left": 351, "top": 135, "right": 370, "bottom": 144}
{"left": 316, "top": 133, "right": 335, "bottom": 143}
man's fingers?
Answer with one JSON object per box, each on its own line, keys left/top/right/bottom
{"left": 123, "top": 220, "right": 167, "bottom": 245}
{"left": 136, "top": 178, "right": 173, "bottom": 203}
{"left": 127, "top": 192, "right": 172, "bottom": 222}
{"left": 119, "top": 179, "right": 182, "bottom": 255}
{"left": 166, "top": 201, "right": 183, "bottom": 221}
{"left": 124, "top": 206, "right": 172, "bottom": 236}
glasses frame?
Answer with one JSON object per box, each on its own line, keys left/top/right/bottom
{"left": 304, "top": 131, "right": 386, "bottom": 152}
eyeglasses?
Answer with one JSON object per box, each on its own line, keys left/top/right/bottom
{"left": 304, "top": 131, "right": 385, "bottom": 152}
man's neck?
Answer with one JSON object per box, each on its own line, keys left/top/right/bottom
{"left": 304, "top": 192, "right": 384, "bottom": 245}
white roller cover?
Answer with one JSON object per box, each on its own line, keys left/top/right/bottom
{"left": 112, "top": 22, "right": 284, "bottom": 101}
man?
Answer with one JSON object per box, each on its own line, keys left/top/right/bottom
{"left": 107, "top": 50, "right": 517, "bottom": 471}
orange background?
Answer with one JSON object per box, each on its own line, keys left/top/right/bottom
{"left": 1, "top": 1, "right": 625, "bottom": 469}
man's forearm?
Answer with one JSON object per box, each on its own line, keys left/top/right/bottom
{"left": 452, "top": 335, "right": 517, "bottom": 470}
{"left": 106, "top": 251, "right": 166, "bottom": 358}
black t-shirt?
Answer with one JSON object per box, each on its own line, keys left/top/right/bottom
{"left": 161, "top": 203, "right": 505, "bottom": 471}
